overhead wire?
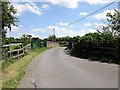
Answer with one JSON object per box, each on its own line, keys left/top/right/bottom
{"left": 67, "top": 0, "right": 119, "bottom": 26}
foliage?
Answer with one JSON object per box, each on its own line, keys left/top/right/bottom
{"left": 56, "top": 36, "right": 71, "bottom": 47}
{"left": 106, "top": 9, "right": 120, "bottom": 36}
{"left": 2, "top": 34, "right": 31, "bottom": 55}
{"left": 5, "top": 37, "right": 15, "bottom": 44}
{"left": 45, "top": 35, "right": 71, "bottom": 47}
{"left": 21, "top": 34, "right": 31, "bottom": 46}
{"left": 97, "top": 9, "right": 120, "bottom": 36}
{"left": 2, "top": 59, "right": 17, "bottom": 71}
{"left": 1, "top": 1, "right": 17, "bottom": 31}
{"left": 0, "top": 1, "right": 18, "bottom": 45}
{"left": 10, "top": 45, "right": 21, "bottom": 51}
{"left": 69, "top": 32, "right": 120, "bottom": 64}
{"left": 47, "top": 35, "right": 56, "bottom": 42}
{"left": 67, "top": 9, "right": 120, "bottom": 64}
{"left": 3, "top": 34, "right": 31, "bottom": 45}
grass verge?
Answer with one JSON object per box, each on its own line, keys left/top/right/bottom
{"left": 2, "top": 47, "right": 48, "bottom": 89}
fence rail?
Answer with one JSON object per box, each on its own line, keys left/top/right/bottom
{"left": 1, "top": 44, "right": 31, "bottom": 60}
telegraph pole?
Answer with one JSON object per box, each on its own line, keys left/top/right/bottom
{"left": 53, "top": 28, "right": 55, "bottom": 36}
{"left": 53, "top": 28, "right": 56, "bottom": 42}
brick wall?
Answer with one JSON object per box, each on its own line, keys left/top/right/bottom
{"left": 46, "top": 41, "right": 59, "bottom": 48}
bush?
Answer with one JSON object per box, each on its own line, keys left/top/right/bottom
{"left": 69, "top": 32, "right": 120, "bottom": 64}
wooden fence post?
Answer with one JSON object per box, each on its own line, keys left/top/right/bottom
{"left": 10, "top": 52, "right": 12, "bottom": 60}
{"left": 17, "top": 49, "right": 19, "bottom": 59}
{"left": 2, "top": 43, "right": 31, "bottom": 60}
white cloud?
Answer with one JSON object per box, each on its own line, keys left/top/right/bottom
{"left": 27, "top": 2, "right": 42, "bottom": 15}
{"left": 48, "top": 0, "right": 113, "bottom": 9}
{"left": 12, "top": 3, "right": 26, "bottom": 16}
{"left": 7, "top": 24, "right": 97, "bottom": 38}
{"left": 85, "top": 0, "right": 112, "bottom": 5}
{"left": 41, "top": 4, "right": 49, "bottom": 9}
{"left": 10, "top": 0, "right": 114, "bottom": 5}
{"left": 47, "top": 25, "right": 80, "bottom": 37}
{"left": 93, "top": 9, "right": 116, "bottom": 20}
{"left": 94, "top": 23, "right": 107, "bottom": 28}
{"left": 28, "top": 33, "right": 40, "bottom": 38}
{"left": 12, "top": 2, "right": 42, "bottom": 16}
{"left": 6, "top": 25, "right": 21, "bottom": 33}
{"left": 10, "top": 0, "right": 114, "bottom": 13}
{"left": 47, "top": 24, "right": 96, "bottom": 37}
{"left": 57, "top": 22, "right": 68, "bottom": 26}
{"left": 57, "top": 22, "right": 74, "bottom": 27}
{"left": 19, "top": 25, "right": 23, "bottom": 28}
{"left": 31, "top": 28, "right": 46, "bottom": 32}
{"left": 29, "top": 22, "right": 96, "bottom": 38}
{"left": 11, "top": 24, "right": 24, "bottom": 32}
{"left": 48, "top": 0, "right": 81, "bottom": 9}
{"left": 79, "top": 12, "right": 88, "bottom": 16}
{"left": 80, "top": 28, "right": 97, "bottom": 36}
{"left": 84, "top": 23, "right": 92, "bottom": 27}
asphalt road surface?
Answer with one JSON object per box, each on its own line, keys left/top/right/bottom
{"left": 18, "top": 47, "right": 118, "bottom": 88}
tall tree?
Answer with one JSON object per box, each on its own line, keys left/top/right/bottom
{"left": 97, "top": 9, "right": 120, "bottom": 36}
{"left": 1, "top": 1, "right": 17, "bottom": 31}
{"left": 106, "top": 9, "right": 120, "bottom": 36}
{"left": 0, "top": 1, "right": 18, "bottom": 44}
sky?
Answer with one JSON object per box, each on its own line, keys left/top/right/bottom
{"left": 7, "top": 0, "right": 118, "bottom": 39}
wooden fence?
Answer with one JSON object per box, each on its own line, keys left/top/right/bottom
{"left": 1, "top": 44, "right": 31, "bottom": 60}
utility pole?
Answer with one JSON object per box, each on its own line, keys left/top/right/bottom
{"left": 53, "top": 28, "right": 55, "bottom": 36}
{"left": 53, "top": 28, "right": 56, "bottom": 42}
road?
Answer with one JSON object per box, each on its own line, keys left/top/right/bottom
{"left": 18, "top": 47, "right": 118, "bottom": 88}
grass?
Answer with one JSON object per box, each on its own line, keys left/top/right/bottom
{"left": 2, "top": 47, "right": 48, "bottom": 89}
{"left": 2, "top": 60, "right": 17, "bottom": 71}
{"left": 10, "top": 45, "right": 21, "bottom": 51}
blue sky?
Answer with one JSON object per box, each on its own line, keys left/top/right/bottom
{"left": 7, "top": 0, "right": 118, "bottom": 39}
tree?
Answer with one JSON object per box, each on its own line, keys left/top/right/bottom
{"left": 47, "top": 35, "right": 56, "bottom": 42}
{"left": 21, "top": 34, "right": 31, "bottom": 46}
{"left": 1, "top": 1, "right": 17, "bottom": 31}
{"left": 6, "top": 37, "right": 14, "bottom": 43}
{"left": 97, "top": 9, "right": 120, "bottom": 36}
{"left": 0, "top": 1, "right": 18, "bottom": 45}
{"left": 106, "top": 9, "right": 120, "bottom": 36}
